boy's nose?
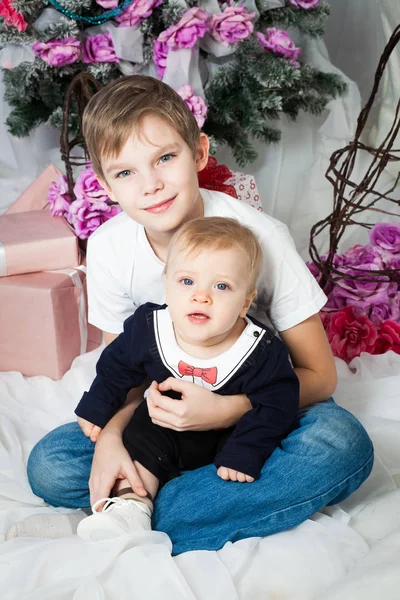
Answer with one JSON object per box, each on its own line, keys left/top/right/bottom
{"left": 142, "top": 173, "right": 163, "bottom": 195}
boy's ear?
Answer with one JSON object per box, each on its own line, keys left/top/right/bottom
{"left": 195, "top": 133, "right": 210, "bottom": 173}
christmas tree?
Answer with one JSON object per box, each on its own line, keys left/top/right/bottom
{"left": 0, "top": 0, "right": 346, "bottom": 165}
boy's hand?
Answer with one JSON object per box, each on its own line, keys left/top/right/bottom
{"left": 147, "top": 379, "right": 235, "bottom": 431}
{"left": 217, "top": 466, "right": 255, "bottom": 483}
{"left": 77, "top": 416, "right": 102, "bottom": 443}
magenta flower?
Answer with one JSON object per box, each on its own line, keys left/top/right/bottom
{"left": 209, "top": 6, "right": 255, "bottom": 46}
{"left": 289, "top": 0, "right": 320, "bottom": 8}
{"left": 158, "top": 7, "right": 210, "bottom": 50}
{"left": 32, "top": 38, "right": 81, "bottom": 67}
{"left": 48, "top": 176, "right": 71, "bottom": 217}
{"left": 95, "top": 0, "right": 118, "bottom": 7}
{"left": 82, "top": 32, "right": 119, "bottom": 64}
{"left": 0, "top": 0, "right": 27, "bottom": 32}
{"left": 256, "top": 28, "right": 301, "bottom": 67}
{"left": 69, "top": 198, "right": 121, "bottom": 239}
{"left": 116, "top": 0, "right": 162, "bottom": 27}
{"left": 370, "top": 222, "right": 400, "bottom": 257}
{"left": 153, "top": 39, "right": 169, "bottom": 78}
{"left": 373, "top": 320, "right": 400, "bottom": 355}
{"left": 73, "top": 166, "right": 111, "bottom": 203}
{"left": 325, "top": 305, "right": 378, "bottom": 363}
{"left": 177, "top": 85, "right": 207, "bottom": 128}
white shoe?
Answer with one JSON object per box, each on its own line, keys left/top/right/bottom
{"left": 77, "top": 497, "right": 152, "bottom": 542}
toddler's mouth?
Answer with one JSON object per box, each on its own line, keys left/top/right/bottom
{"left": 187, "top": 313, "right": 210, "bottom": 324}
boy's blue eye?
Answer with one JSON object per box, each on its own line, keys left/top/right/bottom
{"left": 160, "top": 154, "right": 174, "bottom": 163}
{"left": 216, "top": 283, "right": 229, "bottom": 291}
{"left": 181, "top": 278, "right": 193, "bottom": 286}
{"left": 116, "top": 170, "right": 131, "bottom": 178}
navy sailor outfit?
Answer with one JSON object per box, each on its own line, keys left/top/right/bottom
{"left": 75, "top": 303, "right": 299, "bottom": 484}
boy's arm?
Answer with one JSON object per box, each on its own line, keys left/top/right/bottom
{"left": 214, "top": 339, "right": 299, "bottom": 479}
{"left": 280, "top": 314, "right": 337, "bottom": 408}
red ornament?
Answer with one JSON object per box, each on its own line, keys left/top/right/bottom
{"left": 197, "top": 157, "right": 238, "bottom": 199}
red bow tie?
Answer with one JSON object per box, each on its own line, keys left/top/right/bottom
{"left": 178, "top": 360, "right": 218, "bottom": 385}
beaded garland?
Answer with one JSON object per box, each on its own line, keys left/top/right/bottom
{"left": 48, "top": 0, "right": 135, "bottom": 24}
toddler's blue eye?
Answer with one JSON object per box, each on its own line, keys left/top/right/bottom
{"left": 182, "top": 278, "right": 193, "bottom": 286}
{"left": 216, "top": 283, "right": 228, "bottom": 291}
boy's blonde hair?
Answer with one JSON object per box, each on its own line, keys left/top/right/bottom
{"left": 166, "top": 217, "right": 263, "bottom": 294}
{"left": 82, "top": 75, "right": 201, "bottom": 181}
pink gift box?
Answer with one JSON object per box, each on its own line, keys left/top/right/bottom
{"left": 5, "top": 164, "right": 62, "bottom": 214}
{"left": 0, "top": 269, "right": 101, "bottom": 379}
{"left": 0, "top": 210, "right": 80, "bottom": 277}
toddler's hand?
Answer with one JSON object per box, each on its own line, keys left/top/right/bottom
{"left": 217, "top": 466, "right": 255, "bottom": 483}
{"left": 77, "top": 416, "right": 102, "bottom": 443}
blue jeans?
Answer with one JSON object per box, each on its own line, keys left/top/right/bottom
{"left": 27, "top": 399, "right": 373, "bottom": 555}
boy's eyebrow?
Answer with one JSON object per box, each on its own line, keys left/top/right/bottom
{"left": 105, "top": 143, "right": 181, "bottom": 173}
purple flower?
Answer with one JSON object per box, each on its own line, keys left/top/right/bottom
{"left": 256, "top": 28, "right": 301, "bottom": 67}
{"left": 153, "top": 39, "right": 169, "bottom": 78}
{"left": 328, "top": 264, "right": 397, "bottom": 310}
{"left": 82, "top": 32, "right": 119, "bottom": 64}
{"left": 158, "top": 7, "right": 210, "bottom": 50}
{"left": 289, "top": 0, "right": 320, "bottom": 8}
{"left": 177, "top": 85, "right": 207, "bottom": 128}
{"left": 368, "top": 299, "right": 400, "bottom": 327}
{"left": 342, "top": 244, "right": 384, "bottom": 269}
{"left": 32, "top": 37, "right": 81, "bottom": 67}
{"left": 69, "top": 198, "right": 121, "bottom": 239}
{"left": 370, "top": 222, "right": 400, "bottom": 257}
{"left": 48, "top": 176, "right": 71, "bottom": 217}
{"left": 73, "top": 166, "right": 111, "bottom": 203}
{"left": 116, "top": 0, "right": 162, "bottom": 27}
{"left": 209, "top": 6, "right": 255, "bottom": 46}
{"left": 95, "top": 0, "right": 118, "bottom": 7}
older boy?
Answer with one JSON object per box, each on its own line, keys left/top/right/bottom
{"left": 8, "top": 76, "right": 373, "bottom": 554}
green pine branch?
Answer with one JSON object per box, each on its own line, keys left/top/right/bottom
{"left": 258, "top": 2, "right": 330, "bottom": 38}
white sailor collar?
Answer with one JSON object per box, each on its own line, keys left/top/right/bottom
{"left": 153, "top": 306, "right": 265, "bottom": 391}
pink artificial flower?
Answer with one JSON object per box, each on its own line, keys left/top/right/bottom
{"left": 256, "top": 28, "right": 301, "bottom": 67}
{"left": 116, "top": 0, "right": 162, "bottom": 27}
{"left": 158, "top": 7, "right": 210, "bottom": 50}
{"left": 95, "top": 0, "right": 118, "bottom": 7}
{"left": 73, "top": 166, "right": 111, "bottom": 203}
{"left": 369, "top": 222, "right": 400, "bottom": 257}
{"left": 209, "top": 6, "right": 255, "bottom": 46}
{"left": 289, "top": 0, "right": 320, "bottom": 8}
{"left": 32, "top": 37, "right": 81, "bottom": 67}
{"left": 373, "top": 320, "right": 400, "bottom": 355}
{"left": 177, "top": 84, "right": 207, "bottom": 128}
{"left": 153, "top": 39, "right": 169, "bottom": 78}
{"left": 325, "top": 305, "right": 378, "bottom": 363}
{"left": 68, "top": 198, "right": 121, "bottom": 239}
{"left": 48, "top": 176, "right": 71, "bottom": 217}
{"left": 0, "top": 0, "right": 27, "bottom": 32}
{"left": 83, "top": 32, "right": 119, "bottom": 63}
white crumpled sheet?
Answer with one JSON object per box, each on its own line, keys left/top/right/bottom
{"left": 0, "top": 349, "right": 400, "bottom": 600}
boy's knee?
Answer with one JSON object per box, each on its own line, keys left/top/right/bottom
{"left": 300, "top": 400, "right": 374, "bottom": 468}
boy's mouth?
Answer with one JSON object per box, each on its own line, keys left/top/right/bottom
{"left": 187, "top": 312, "right": 210, "bottom": 324}
{"left": 144, "top": 196, "right": 176, "bottom": 214}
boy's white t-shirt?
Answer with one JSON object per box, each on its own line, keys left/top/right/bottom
{"left": 87, "top": 189, "right": 327, "bottom": 335}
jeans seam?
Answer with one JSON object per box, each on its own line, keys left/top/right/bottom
{"left": 170, "top": 448, "right": 374, "bottom": 550}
